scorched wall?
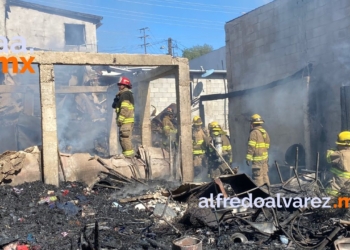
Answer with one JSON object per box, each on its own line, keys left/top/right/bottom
{"left": 225, "top": 0, "right": 350, "bottom": 172}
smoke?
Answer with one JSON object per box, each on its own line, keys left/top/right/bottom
{"left": 54, "top": 65, "right": 110, "bottom": 156}
{"left": 0, "top": 64, "right": 42, "bottom": 153}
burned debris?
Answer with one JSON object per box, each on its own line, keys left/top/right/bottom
{"left": 2, "top": 166, "right": 350, "bottom": 250}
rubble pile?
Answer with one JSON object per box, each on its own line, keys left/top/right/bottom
{"left": 1, "top": 171, "right": 350, "bottom": 249}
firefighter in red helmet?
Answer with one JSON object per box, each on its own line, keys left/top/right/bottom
{"left": 112, "top": 76, "right": 135, "bottom": 158}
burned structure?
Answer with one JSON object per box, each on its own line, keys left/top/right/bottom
{"left": 0, "top": 52, "right": 192, "bottom": 187}
{"left": 0, "top": 0, "right": 103, "bottom": 155}
{"left": 224, "top": 0, "right": 350, "bottom": 176}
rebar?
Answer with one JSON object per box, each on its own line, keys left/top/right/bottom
{"left": 275, "top": 161, "right": 284, "bottom": 184}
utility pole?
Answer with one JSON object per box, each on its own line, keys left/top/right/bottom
{"left": 168, "top": 38, "right": 172, "bottom": 56}
{"left": 139, "top": 27, "right": 150, "bottom": 54}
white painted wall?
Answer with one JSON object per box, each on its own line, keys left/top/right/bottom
{"left": 6, "top": 6, "right": 98, "bottom": 52}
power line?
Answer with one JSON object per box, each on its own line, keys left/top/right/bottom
{"left": 143, "top": 0, "right": 250, "bottom": 11}
{"left": 28, "top": 0, "right": 225, "bottom": 27}
{"left": 111, "top": 0, "right": 245, "bottom": 14}
{"left": 29, "top": 0, "right": 224, "bottom": 30}
{"left": 139, "top": 27, "right": 150, "bottom": 54}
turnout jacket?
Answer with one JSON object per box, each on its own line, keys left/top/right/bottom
{"left": 246, "top": 126, "right": 270, "bottom": 164}
{"left": 113, "top": 88, "right": 134, "bottom": 126}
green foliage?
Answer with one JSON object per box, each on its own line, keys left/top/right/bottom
{"left": 182, "top": 44, "right": 213, "bottom": 60}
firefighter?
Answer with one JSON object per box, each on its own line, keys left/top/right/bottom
{"left": 192, "top": 116, "right": 208, "bottom": 178}
{"left": 325, "top": 131, "right": 350, "bottom": 196}
{"left": 112, "top": 76, "right": 135, "bottom": 158}
{"left": 206, "top": 121, "right": 232, "bottom": 178}
{"left": 246, "top": 114, "right": 270, "bottom": 186}
{"left": 162, "top": 107, "right": 177, "bottom": 151}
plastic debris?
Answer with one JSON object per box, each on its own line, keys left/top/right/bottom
{"left": 112, "top": 202, "right": 122, "bottom": 208}
{"left": 279, "top": 235, "right": 289, "bottom": 245}
{"left": 61, "top": 190, "right": 69, "bottom": 196}
{"left": 61, "top": 232, "right": 68, "bottom": 237}
{"left": 38, "top": 196, "right": 57, "bottom": 204}
{"left": 75, "top": 195, "right": 88, "bottom": 203}
{"left": 16, "top": 244, "right": 30, "bottom": 250}
{"left": 56, "top": 202, "right": 80, "bottom": 216}
{"left": 13, "top": 188, "right": 23, "bottom": 194}
{"left": 134, "top": 204, "right": 146, "bottom": 210}
{"left": 26, "top": 234, "right": 35, "bottom": 243}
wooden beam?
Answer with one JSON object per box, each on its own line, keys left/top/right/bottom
{"left": 56, "top": 86, "right": 109, "bottom": 93}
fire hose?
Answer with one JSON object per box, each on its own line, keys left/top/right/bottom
{"left": 209, "top": 143, "right": 235, "bottom": 175}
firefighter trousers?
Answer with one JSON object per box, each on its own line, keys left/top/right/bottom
{"left": 325, "top": 169, "right": 350, "bottom": 196}
{"left": 119, "top": 123, "right": 134, "bottom": 157}
{"left": 193, "top": 154, "right": 207, "bottom": 177}
{"left": 252, "top": 162, "right": 270, "bottom": 187}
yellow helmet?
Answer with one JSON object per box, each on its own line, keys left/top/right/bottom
{"left": 336, "top": 131, "right": 350, "bottom": 146}
{"left": 193, "top": 115, "right": 202, "bottom": 125}
{"left": 209, "top": 121, "right": 221, "bottom": 131}
{"left": 251, "top": 114, "right": 264, "bottom": 124}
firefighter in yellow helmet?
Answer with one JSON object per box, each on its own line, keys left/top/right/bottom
{"left": 205, "top": 121, "right": 232, "bottom": 178}
{"left": 246, "top": 114, "right": 270, "bottom": 186}
{"left": 192, "top": 116, "right": 208, "bottom": 179}
{"left": 325, "top": 131, "right": 350, "bottom": 196}
{"left": 162, "top": 107, "right": 177, "bottom": 151}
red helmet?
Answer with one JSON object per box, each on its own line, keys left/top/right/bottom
{"left": 118, "top": 76, "right": 132, "bottom": 88}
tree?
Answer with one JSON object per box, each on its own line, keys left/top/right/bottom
{"left": 182, "top": 44, "right": 213, "bottom": 60}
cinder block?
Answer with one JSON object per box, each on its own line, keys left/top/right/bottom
{"left": 305, "top": 0, "right": 318, "bottom": 12}
{"left": 151, "top": 87, "right": 159, "bottom": 93}
{"left": 163, "top": 92, "right": 173, "bottom": 98}
{"left": 331, "top": 9, "right": 346, "bottom": 22}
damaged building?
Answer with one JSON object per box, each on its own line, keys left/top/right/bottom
{"left": 225, "top": 0, "right": 350, "bottom": 179}
{"left": 2, "top": 0, "right": 350, "bottom": 249}
{"left": 0, "top": 0, "right": 107, "bottom": 155}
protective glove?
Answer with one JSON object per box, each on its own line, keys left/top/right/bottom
{"left": 112, "top": 96, "right": 119, "bottom": 109}
{"left": 117, "top": 121, "right": 122, "bottom": 127}
{"left": 246, "top": 160, "right": 250, "bottom": 166}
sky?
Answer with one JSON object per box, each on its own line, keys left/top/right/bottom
{"left": 24, "top": 0, "right": 272, "bottom": 56}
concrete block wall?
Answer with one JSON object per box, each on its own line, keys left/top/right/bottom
{"left": 149, "top": 75, "right": 229, "bottom": 132}
{"left": 191, "top": 76, "right": 229, "bottom": 131}
{"left": 150, "top": 76, "right": 177, "bottom": 113}
{"left": 225, "top": 0, "right": 350, "bottom": 170}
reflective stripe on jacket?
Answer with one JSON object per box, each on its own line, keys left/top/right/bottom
{"left": 246, "top": 126, "right": 270, "bottom": 163}
{"left": 192, "top": 127, "right": 206, "bottom": 155}
{"left": 162, "top": 115, "right": 177, "bottom": 136}
{"left": 115, "top": 89, "right": 134, "bottom": 125}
